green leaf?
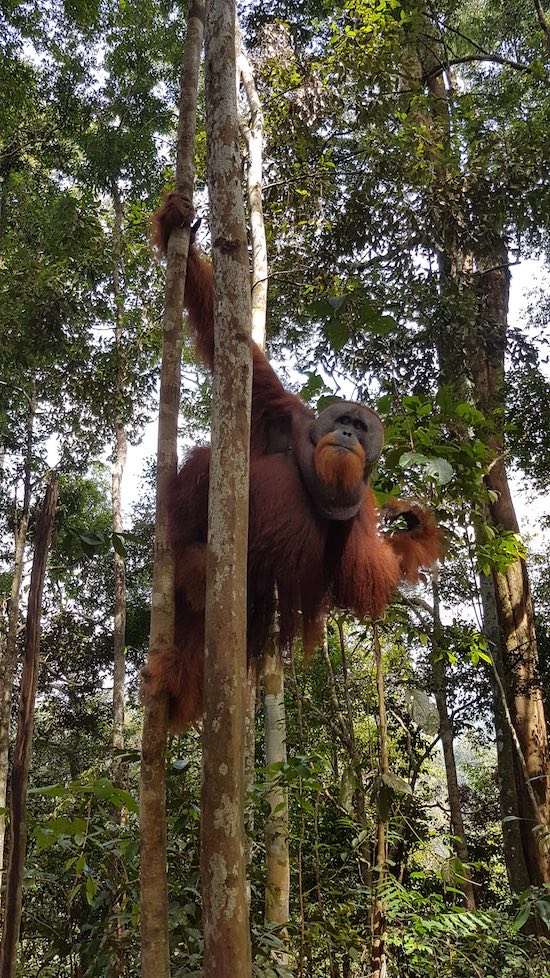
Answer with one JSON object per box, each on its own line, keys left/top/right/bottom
{"left": 399, "top": 451, "right": 428, "bottom": 469}
{"left": 376, "top": 394, "right": 393, "bottom": 415}
{"left": 513, "top": 903, "right": 531, "bottom": 931}
{"left": 339, "top": 764, "right": 357, "bottom": 814}
{"left": 374, "top": 315, "right": 399, "bottom": 335}
{"left": 357, "top": 299, "right": 396, "bottom": 335}
{"left": 536, "top": 900, "right": 550, "bottom": 926}
{"left": 85, "top": 875, "right": 97, "bottom": 905}
{"left": 382, "top": 771, "right": 412, "bottom": 796}
{"left": 29, "top": 783, "right": 71, "bottom": 798}
{"left": 300, "top": 372, "right": 326, "bottom": 401}
{"left": 424, "top": 458, "right": 454, "bottom": 485}
{"left": 296, "top": 797, "right": 315, "bottom": 816}
{"left": 78, "top": 531, "right": 105, "bottom": 547}
{"left": 34, "top": 827, "right": 58, "bottom": 851}
{"left": 110, "top": 788, "right": 139, "bottom": 813}
{"left": 323, "top": 316, "right": 350, "bottom": 352}
{"left": 455, "top": 402, "right": 486, "bottom": 425}
{"left": 376, "top": 783, "right": 394, "bottom": 821}
{"left": 111, "top": 532, "right": 126, "bottom": 558}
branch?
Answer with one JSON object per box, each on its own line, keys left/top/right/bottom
{"left": 321, "top": 628, "right": 354, "bottom": 754}
{"left": 442, "top": 21, "right": 533, "bottom": 72}
{"left": 533, "top": 0, "right": 550, "bottom": 58}
{"left": 424, "top": 54, "right": 532, "bottom": 83}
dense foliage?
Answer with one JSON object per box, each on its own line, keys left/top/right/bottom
{"left": 1, "top": 0, "right": 550, "bottom": 975}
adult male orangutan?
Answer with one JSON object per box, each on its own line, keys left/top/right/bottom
{"left": 147, "top": 195, "right": 443, "bottom": 729}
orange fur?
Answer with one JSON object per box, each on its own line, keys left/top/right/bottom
{"left": 301, "top": 612, "right": 328, "bottom": 666}
{"left": 148, "top": 202, "right": 445, "bottom": 731}
{"left": 175, "top": 543, "right": 207, "bottom": 612}
{"left": 334, "top": 489, "right": 402, "bottom": 619}
{"left": 314, "top": 434, "right": 365, "bottom": 491}
{"left": 146, "top": 641, "right": 204, "bottom": 730}
{"left": 151, "top": 193, "right": 194, "bottom": 255}
{"left": 383, "top": 498, "right": 444, "bottom": 581}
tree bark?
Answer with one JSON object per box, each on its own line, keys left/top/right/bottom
{"left": 533, "top": 0, "right": 550, "bottom": 57}
{"left": 199, "top": 1, "right": 253, "bottom": 975}
{"left": 140, "top": 4, "right": 204, "bottom": 977}
{"left": 403, "top": 16, "right": 550, "bottom": 888}
{"left": 371, "top": 626, "right": 388, "bottom": 978}
{"left": 243, "top": 660, "right": 258, "bottom": 887}
{"left": 479, "top": 568, "right": 532, "bottom": 891}
{"left": 236, "top": 29, "right": 291, "bottom": 947}
{"left": 432, "top": 580, "right": 476, "bottom": 910}
{"left": 0, "top": 381, "right": 35, "bottom": 917}
{"left": 0, "top": 476, "right": 58, "bottom": 978}
{"left": 111, "top": 181, "right": 128, "bottom": 789}
{"left": 472, "top": 240, "right": 550, "bottom": 884}
{"left": 236, "top": 33, "right": 268, "bottom": 891}
{"left": 264, "top": 639, "right": 290, "bottom": 943}
{"left": 237, "top": 28, "right": 268, "bottom": 350}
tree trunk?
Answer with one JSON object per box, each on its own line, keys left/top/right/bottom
{"left": 140, "top": 4, "right": 204, "bottom": 977}
{"left": 0, "top": 382, "right": 35, "bottom": 916}
{"left": 0, "top": 476, "right": 58, "bottom": 978}
{"left": 264, "top": 640, "right": 290, "bottom": 943}
{"left": 200, "top": 0, "right": 253, "bottom": 972}
{"left": 111, "top": 181, "right": 128, "bottom": 789}
{"left": 533, "top": 0, "right": 550, "bottom": 57}
{"left": 371, "top": 627, "right": 387, "bottom": 978}
{"left": 243, "top": 660, "right": 258, "bottom": 887}
{"left": 472, "top": 240, "right": 550, "bottom": 884}
{"left": 479, "top": 571, "right": 531, "bottom": 891}
{"left": 432, "top": 580, "right": 476, "bottom": 910}
{"left": 237, "top": 31, "right": 268, "bottom": 879}
{"left": 109, "top": 181, "right": 129, "bottom": 976}
{"left": 403, "top": 18, "right": 550, "bottom": 889}
{"left": 236, "top": 32, "right": 290, "bottom": 947}
{"left": 237, "top": 28, "right": 268, "bottom": 349}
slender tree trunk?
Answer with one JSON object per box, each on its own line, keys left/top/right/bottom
{"left": 109, "top": 182, "right": 129, "bottom": 976}
{"left": 264, "top": 640, "right": 290, "bottom": 944}
{"left": 200, "top": 0, "right": 253, "bottom": 973}
{"left": 479, "top": 572, "right": 531, "bottom": 891}
{"left": 432, "top": 659, "right": 475, "bottom": 907}
{"left": 322, "top": 626, "right": 372, "bottom": 897}
{"left": 322, "top": 629, "right": 354, "bottom": 754}
{"left": 237, "top": 34, "right": 291, "bottom": 947}
{"left": 111, "top": 182, "right": 128, "bottom": 789}
{"left": 0, "top": 383, "right": 35, "bottom": 915}
{"left": 243, "top": 660, "right": 258, "bottom": 885}
{"left": 288, "top": 651, "right": 306, "bottom": 978}
{"left": 237, "top": 22, "right": 268, "bottom": 848}
{"left": 237, "top": 29, "right": 268, "bottom": 349}
{"left": 140, "top": 5, "right": 204, "bottom": 977}
{"left": 472, "top": 240, "right": 550, "bottom": 884}
{"left": 432, "top": 580, "right": 476, "bottom": 910}
{"left": 533, "top": 0, "right": 550, "bottom": 56}
{"left": 112, "top": 428, "right": 126, "bottom": 778}
{"left": 0, "top": 476, "right": 59, "bottom": 978}
{"left": 371, "top": 626, "right": 388, "bottom": 978}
